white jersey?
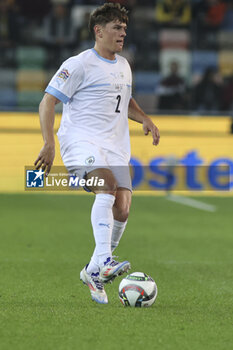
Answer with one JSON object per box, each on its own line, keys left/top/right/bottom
{"left": 45, "top": 48, "right": 132, "bottom": 161}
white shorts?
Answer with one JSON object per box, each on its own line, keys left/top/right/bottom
{"left": 60, "top": 141, "right": 132, "bottom": 191}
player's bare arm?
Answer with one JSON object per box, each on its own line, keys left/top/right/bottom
{"left": 34, "top": 93, "right": 60, "bottom": 175}
{"left": 128, "top": 97, "right": 160, "bottom": 146}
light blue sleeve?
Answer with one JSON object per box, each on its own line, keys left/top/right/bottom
{"left": 45, "top": 57, "right": 85, "bottom": 104}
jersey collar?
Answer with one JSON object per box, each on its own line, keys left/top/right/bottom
{"left": 91, "top": 48, "right": 117, "bottom": 64}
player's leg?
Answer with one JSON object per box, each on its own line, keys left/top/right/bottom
{"left": 61, "top": 142, "right": 117, "bottom": 302}
{"left": 61, "top": 142, "right": 130, "bottom": 299}
{"left": 98, "top": 187, "right": 131, "bottom": 283}
{"left": 96, "top": 158, "right": 132, "bottom": 283}
{"left": 85, "top": 168, "right": 130, "bottom": 284}
{"left": 62, "top": 143, "right": 117, "bottom": 266}
{"left": 95, "top": 188, "right": 131, "bottom": 284}
{"left": 111, "top": 188, "right": 132, "bottom": 252}
{"left": 79, "top": 168, "right": 117, "bottom": 304}
{"left": 85, "top": 167, "right": 117, "bottom": 275}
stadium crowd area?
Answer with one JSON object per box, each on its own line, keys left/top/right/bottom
{"left": 1, "top": 0, "right": 233, "bottom": 114}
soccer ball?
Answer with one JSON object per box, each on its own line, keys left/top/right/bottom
{"left": 119, "top": 272, "right": 158, "bottom": 307}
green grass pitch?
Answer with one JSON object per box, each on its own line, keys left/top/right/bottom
{"left": 0, "top": 194, "right": 232, "bottom": 350}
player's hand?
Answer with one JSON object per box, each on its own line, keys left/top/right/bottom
{"left": 143, "top": 117, "right": 160, "bottom": 146}
{"left": 34, "top": 143, "right": 55, "bottom": 176}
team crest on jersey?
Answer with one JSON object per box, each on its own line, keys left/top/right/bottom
{"left": 110, "top": 72, "right": 124, "bottom": 79}
{"left": 85, "top": 156, "right": 95, "bottom": 165}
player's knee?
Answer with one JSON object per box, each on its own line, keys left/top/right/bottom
{"left": 87, "top": 169, "right": 117, "bottom": 194}
{"left": 103, "top": 178, "right": 118, "bottom": 194}
{"left": 115, "top": 204, "right": 130, "bottom": 222}
{"left": 120, "top": 209, "right": 129, "bottom": 222}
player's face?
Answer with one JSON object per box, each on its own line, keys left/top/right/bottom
{"left": 101, "top": 20, "right": 127, "bottom": 53}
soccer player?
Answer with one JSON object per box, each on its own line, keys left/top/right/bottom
{"left": 34, "top": 3, "right": 160, "bottom": 304}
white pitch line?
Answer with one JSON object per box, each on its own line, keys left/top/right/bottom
{"left": 166, "top": 194, "right": 217, "bottom": 212}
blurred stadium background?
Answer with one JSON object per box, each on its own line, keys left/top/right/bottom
{"left": 0, "top": 0, "right": 232, "bottom": 193}
{"left": 1, "top": 0, "right": 233, "bottom": 114}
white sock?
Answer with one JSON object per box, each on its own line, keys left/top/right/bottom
{"left": 86, "top": 248, "right": 99, "bottom": 275}
{"left": 111, "top": 219, "right": 127, "bottom": 252}
{"left": 87, "top": 193, "right": 115, "bottom": 274}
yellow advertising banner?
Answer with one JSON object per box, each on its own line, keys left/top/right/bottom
{"left": 0, "top": 112, "right": 232, "bottom": 194}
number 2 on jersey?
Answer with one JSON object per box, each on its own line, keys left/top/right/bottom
{"left": 115, "top": 95, "right": 121, "bottom": 113}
